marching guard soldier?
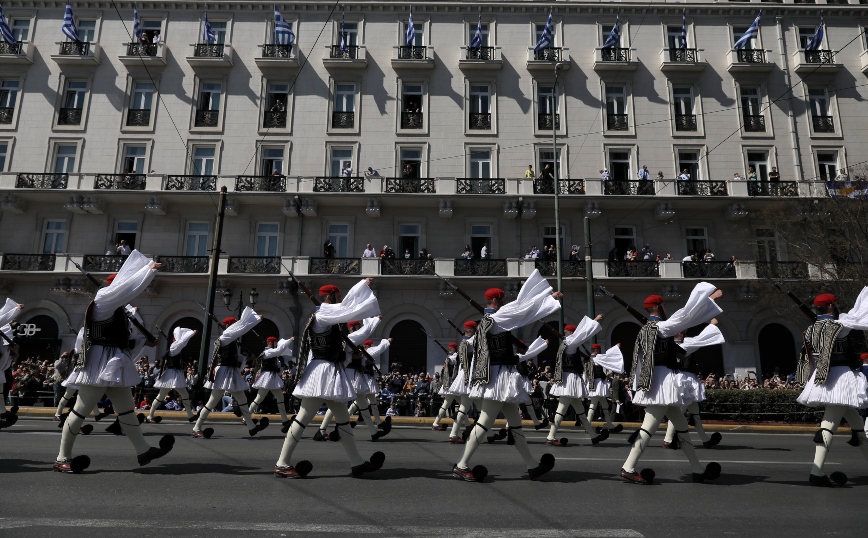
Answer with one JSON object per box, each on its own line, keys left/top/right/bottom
{"left": 586, "top": 343, "right": 624, "bottom": 435}
{"left": 0, "top": 298, "right": 23, "bottom": 428}
{"left": 54, "top": 251, "right": 174, "bottom": 473}
{"left": 797, "top": 290, "right": 868, "bottom": 487}
{"left": 146, "top": 326, "right": 198, "bottom": 424}
{"left": 250, "top": 336, "right": 295, "bottom": 432}
{"left": 486, "top": 337, "right": 550, "bottom": 444}
{"left": 452, "top": 270, "right": 561, "bottom": 482}
{"left": 432, "top": 342, "right": 459, "bottom": 431}
{"left": 192, "top": 307, "right": 268, "bottom": 439}
{"left": 274, "top": 280, "right": 385, "bottom": 479}
{"left": 348, "top": 337, "right": 392, "bottom": 438}
{"left": 55, "top": 328, "right": 109, "bottom": 434}
{"left": 619, "top": 283, "right": 723, "bottom": 485}
{"left": 446, "top": 321, "right": 477, "bottom": 444}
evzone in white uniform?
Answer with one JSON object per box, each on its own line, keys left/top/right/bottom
{"left": 54, "top": 251, "right": 174, "bottom": 473}
{"left": 55, "top": 328, "right": 107, "bottom": 435}
{"left": 432, "top": 343, "right": 459, "bottom": 431}
{"left": 619, "top": 283, "right": 724, "bottom": 485}
{"left": 146, "top": 326, "right": 198, "bottom": 424}
{"left": 452, "top": 270, "right": 561, "bottom": 482}
{"left": 586, "top": 343, "right": 625, "bottom": 435}
{"left": 0, "top": 298, "right": 23, "bottom": 429}
{"left": 662, "top": 321, "right": 725, "bottom": 449}
{"left": 796, "top": 289, "right": 868, "bottom": 487}
{"left": 250, "top": 336, "right": 295, "bottom": 432}
{"left": 546, "top": 315, "right": 607, "bottom": 447}
{"left": 317, "top": 316, "right": 391, "bottom": 441}
{"left": 487, "top": 337, "right": 550, "bottom": 444}
{"left": 445, "top": 322, "right": 477, "bottom": 444}
{"left": 346, "top": 337, "right": 391, "bottom": 437}
{"left": 274, "top": 280, "right": 386, "bottom": 479}
{"left": 192, "top": 307, "right": 268, "bottom": 439}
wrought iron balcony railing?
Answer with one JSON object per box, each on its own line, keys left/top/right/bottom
{"left": 0, "top": 107, "right": 13, "bottom": 124}
{"left": 332, "top": 111, "right": 354, "bottom": 128}
{"left": 604, "top": 180, "right": 656, "bottom": 196}
{"left": 466, "top": 47, "right": 495, "bottom": 60}
{"left": 164, "top": 175, "right": 217, "bottom": 191}
{"left": 58, "top": 107, "right": 83, "bottom": 125}
{"left": 127, "top": 42, "right": 157, "bottom": 57}
{"left": 329, "top": 45, "right": 359, "bottom": 59}
{"left": 381, "top": 259, "right": 435, "bottom": 276}
{"left": 227, "top": 256, "right": 281, "bottom": 274}
{"left": 606, "top": 113, "right": 629, "bottom": 131}
{"left": 16, "top": 173, "right": 68, "bottom": 189}
{"left": 194, "top": 109, "right": 219, "bottom": 127}
{"left": 682, "top": 261, "right": 737, "bottom": 278}
{"left": 805, "top": 50, "right": 834, "bottom": 64}
{"left": 607, "top": 261, "right": 660, "bottom": 278}
{"left": 126, "top": 108, "right": 151, "bottom": 126}
{"left": 533, "top": 179, "right": 586, "bottom": 195}
{"left": 0, "top": 41, "right": 22, "bottom": 55}
{"left": 454, "top": 258, "right": 507, "bottom": 276}
{"left": 533, "top": 47, "right": 562, "bottom": 61}
{"left": 385, "top": 178, "right": 436, "bottom": 193}
{"left": 747, "top": 181, "right": 798, "bottom": 197}
{"left": 400, "top": 111, "right": 423, "bottom": 129}
{"left": 263, "top": 110, "right": 286, "bottom": 128}
{"left": 398, "top": 46, "right": 428, "bottom": 60}
{"left": 601, "top": 47, "right": 630, "bottom": 62}
{"left": 668, "top": 48, "right": 698, "bottom": 62}
{"left": 468, "top": 112, "right": 491, "bottom": 130}
{"left": 235, "top": 175, "right": 286, "bottom": 192}
{"left": 313, "top": 177, "right": 365, "bottom": 193}
{"left": 309, "top": 257, "right": 361, "bottom": 275}
{"left": 261, "top": 44, "right": 293, "bottom": 58}
{"left": 84, "top": 254, "right": 128, "bottom": 273}
{"left": 59, "top": 41, "right": 91, "bottom": 56}
{"left": 94, "top": 174, "right": 146, "bottom": 190}
{"left": 1, "top": 253, "right": 56, "bottom": 271}
{"left": 194, "top": 43, "right": 224, "bottom": 57}
{"left": 456, "top": 178, "right": 506, "bottom": 194}
{"left": 756, "top": 261, "right": 808, "bottom": 279}
{"left": 674, "top": 114, "right": 698, "bottom": 131}
{"left": 811, "top": 115, "right": 834, "bottom": 133}
{"left": 535, "top": 260, "right": 586, "bottom": 278}
{"left": 736, "top": 49, "right": 766, "bottom": 63}
{"left": 677, "top": 181, "right": 728, "bottom": 196}
{"left": 537, "top": 113, "right": 560, "bottom": 130}
{"left": 154, "top": 255, "right": 209, "bottom": 273}
{"left": 743, "top": 115, "right": 765, "bottom": 132}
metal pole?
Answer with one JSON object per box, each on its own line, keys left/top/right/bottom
{"left": 553, "top": 63, "right": 565, "bottom": 333}
{"left": 198, "top": 185, "right": 227, "bottom": 382}
{"left": 584, "top": 216, "right": 596, "bottom": 344}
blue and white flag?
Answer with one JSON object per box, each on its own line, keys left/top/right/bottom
{"left": 733, "top": 11, "right": 761, "bottom": 50}
{"left": 826, "top": 180, "right": 868, "bottom": 199}
{"left": 339, "top": 10, "right": 348, "bottom": 53}
{"left": 680, "top": 10, "right": 687, "bottom": 49}
{"left": 202, "top": 10, "right": 216, "bottom": 43}
{"left": 61, "top": 0, "right": 80, "bottom": 43}
{"left": 406, "top": 10, "right": 415, "bottom": 46}
{"left": 133, "top": 4, "right": 142, "bottom": 41}
{"left": 805, "top": 13, "right": 825, "bottom": 51}
{"left": 603, "top": 13, "right": 620, "bottom": 49}
{"left": 0, "top": 3, "right": 16, "bottom": 44}
{"left": 534, "top": 10, "right": 553, "bottom": 52}
{"left": 274, "top": 6, "right": 294, "bottom": 45}
{"left": 470, "top": 14, "right": 483, "bottom": 49}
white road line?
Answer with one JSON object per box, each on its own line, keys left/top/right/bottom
{"left": 556, "top": 457, "right": 837, "bottom": 465}
{"left": 0, "top": 518, "right": 644, "bottom": 537}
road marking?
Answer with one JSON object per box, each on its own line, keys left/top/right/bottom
{"left": 0, "top": 518, "right": 644, "bottom": 537}
{"left": 557, "top": 457, "right": 837, "bottom": 465}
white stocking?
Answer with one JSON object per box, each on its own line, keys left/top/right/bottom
{"left": 457, "top": 399, "right": 502, "bottom": 469}
{"left": 547, "top": 400, "right": 571, "bottom": 441}
{"left": 367, "top": 395, "right": 381, "bottom": 425}
{"left": 250, "top": 389, "right": 268, "bottom": 413}
{"left": 58, "top": 387, "right": 99, "bottom": 460}
{"left": 347, "top": 401, "right": 359, "bottom": 417}
{"left": 449, "top": 396, "right": 472, "bottom": 438}
{"left": 433, "top": 396, "right": 455, "bottom": 426}
{"left": 589, "top": 397, "right": 615, "bottom": 428}
{"left": 503, "top": 404, "right": 537, "bottom": 469}
{"left": 842, "top": 407, "right": 868, "bottom": 463}
{"left": 811, "top": 405, "right": 845, "bottom": 476}
{"left": 176, "top": 387, "right": 194, "bottom": 419}
{"left": 669, "top": 406, "right": 705, "bottom": 474}
{"left": 687, "top": 401, "right": 710, "bottom": 443}
{"left": 325, "top": 400, "right": 365, "bottom": 467}
{"left": 56, "top": 387, "right": 77, "bottom": 416}
{"left": 623, "top": 405, "right": 667, "bottom": 473}
{"left": 272, "top": 389, "right": 289, "bottom": 422}
{"left": 231, "top": 391, "right": 253, "bottom": 426}
{"left": 148, "top": 388, "right": 172, "bottom": 420}
{"left": 354, "top": 396, "right": 378, "bottom": 436}
{"left": 193, "top": 389, "right": 223, "bottom": 432}
{"left": 574, "top": 400, "right": 595, "bottom": 436}
{"left": 277, "top": 398, "right": 321, "bottom": 467}
{"left": 320, "top": 408, "right": 334, "bottom": 433}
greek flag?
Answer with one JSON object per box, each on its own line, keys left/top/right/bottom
{"left": 0, "top": 3, "right": 16, "bottom": 44}
{"left": 202, "top": 10, "right": 216, "bottom": 43}
{"left": 339, "top": 10, "right": 348, "bottom": 53}
{"left": 61, "top": 0, "right": 80, "bottom": 43}
{"left": 680, "top": 10, "right": 687, "bottom": 49}
{"left": 133, "top": 4, "right": 142, "bottom": 41}
{"left": 470, "top": 14, "right": 483, "bottom": 49}
{"left": 603, "top": 13, "right": 620, "bottom": 49}
{"left": 406, "top": 10, "right": 415, "bottom": 46}
{"left": 805, "top": 13, "right": 824, "bottom": 51}
{"left": 826, "top": 180, "right": 868, "bottom": 199}
{"left": 534, "top": 10, "right": 553, "bottom": 52}
{"left": 733, "top": 11, "right": 761, "bottom": 50}
{"left": 274, "top": 6, "right": 294, "bottom": 45}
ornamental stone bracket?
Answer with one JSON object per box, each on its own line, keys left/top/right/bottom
{"left": 737, "top": 283, "right": 757, "bottom": 301}
{"left": 282, "top": 198, "right": 299, "bottom": 217}
{"left": 655, "top": 202, "right": 675, "bottom": 221}
{"left": 503, "top": 200, "right": 518, "bottom": 219}
{"left": 64, "top": 195, "right": 104, "bottom": 215}
{"left": 725, "top": 202, "right": 748, "bottom": 221}
{"left": 584, "top": 201, "right": 601, "bottom": 219}
{"left": 0, "top": 194, "right": 26, "bottom": 214}
{"left": 662, "top": 284, "right": 681, "bottom": 299}
{"left": 520, "top": 199, "right": 536, "bottom": 219}
{"left": 145, "top": 196, "right": 167, "bottom": 215}
{"left": 224, "top": 197, "right": 239, "bottom": 217}
{"left": 438, "top": 198, "right": 453, "bottom": 219}
{"left": 299, "top": 198, "right": 317, "bottom": 217}
{"left": 365, "top": 198, "right": 381, "bottom": 218}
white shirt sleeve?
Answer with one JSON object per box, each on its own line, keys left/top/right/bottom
{"left": 837, "top": 286, "right": 868, "bottom": 334}
{"left": 217, "top": 306, "right": 260, "bottom": 345}
{"left": 169, "top": 327, "right": 196, "bottom": 357}
{"left": 565, "top": 316, "right": 603, "bottom": 353}
{"left": 262, "top": 338, "right": 294, "bottom": 359}
{"left": 74, "top": 328, "right": 85, "bottom": 354}
{"left": 367, "top": 339, "right": 391, "bottom": 358}
{"left": 656, "top": 282, "right": 723, "bottom": 338}
{"left": 491, "top": 269, "right": 561, "bottom": 333}
{"left": 593, "top": 345, "right": 625, "bottom": 374}
{"left": 349, "top": 316, "right": 381, "bottom": 345}
{"left": 517, "top": 336, "right": 548, "bottom": 361}
{"left": 0, "top": 298, "right": 21, "bottom": 327}
{"left": 678, "top": 324, "right": 725, "bottom": 356}
{"left": 92, "top": 251, "right": 157, "bottom": 319}
{"left": 312, "top": 279, "right": 380, "bottom": 332}
{"left": 446, "top": 352, "right": 457, "bottom": 364}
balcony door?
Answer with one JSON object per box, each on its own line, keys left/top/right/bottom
{"left": 746, "top": 152, "right": 769, "bottom": 181}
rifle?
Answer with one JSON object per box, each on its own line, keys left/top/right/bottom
{"left": 420, "top": 327, "right": 451, "bottom": 355}
{"left": 194, "top": 299, "right": 260, "bottom": 382}
{"left": 63, "top": 253, "right": 158, "bottom": 343}
{"left": 437, "top": 311, "right": 466, "bottom": 337}
{"left": 592, "top": 283, "right": 648, "bottom": 324}
{"left": 767, "top": 278, "right": 817, "bottom": 322}
{"left": 153, "top": 324, "right": 172, "bottom": 377}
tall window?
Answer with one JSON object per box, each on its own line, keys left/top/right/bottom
{"left": 817, "top": 151, "right": 838, "bottom": 182}
{"left": 538, "top": 86, "right": 555, "bottom": 114}
{"left": 141, "top": 20, "right": 162, "bottom": 42}
{"left": 131, "top": 82, "right": 154, "bottom": 111}
{"left": 115, "top": 221, "right": 138, "bottom": 249}
{"left": 741, "top": 87, "right": 761, "bottom": 116}
{"left": 256, "top": 223, "right": 279, "bottom": 256}
{"left": 543, "top": 225, "right": 565, "bottom": 255}
{"left": 469, "top": 23, "right": 489, "bottom": 46}
{"left": 469, "top": 150, "right": 491, "bottom": 178}
{"left": 756, "top": 229, "right": 778, "bottom": 262}
{"left": 400, "top": 148, "right": 422, "bottom": 178}
{"left": 678, "top": 151, "right": 701, "bottom": 181}
{"left": 685, "top": 227, "right": 708, "bottom": 256}
{"left": 470, "top": 224, "right": 491, "bottom": 258}
{"left": 11, "top": 19, "right": 30, "bottom": 41}
{"left": 77, "top": 20, "right": 96, "bottom": 42}
{"left": 606, "top": 86, "right": 626, "bottom": 130}
{"left": 405, "top": 22, "right": 423, "bottom": 46}
{"left": 54, "top": 145, "right": 77, "bottom": 173}
{"left": 328, "top": 224, "right": 349, "bottom": 257}
{"left": 808, "top": 88, "right": 829, "bottom": 117}
{"left": 535, "top": 24, "right": 551, "bottom": 46}
{"left": 334, "top": 84, "right": 355, "bottom": 112}
{"left": 608, "top": 151, "right": 631, "bottom": 181}
{"left": 210, "top": 21, "right": 227, "bottom": 44}
{"left": 798, "top": 27, "right": 816, "bottom": 49}
{"left": 399, "top": 223, "right": 420, "bottom": 257}
{"left": 469, "top": 85, "right": 490, "bottom": 114}
{"left": 43, "top": 220, "right": 67, "bottom": 253}
{"left": 673, "top": 87, "right": 693, "bottom": 116}
{"left": 266, "top": 83, "right": 288, "bottom": 111}
{"left": 733, "top": 26, "right": 757, "bottom": 49}
{"left": 261, "top": 147, "right": 284, "bottom": 175}
{"left": 539, "top": 149, "right": 561, "bottom": 178}
{"left": 402, "top": 84, "right": 423, "bottom": 113}
{"left": 192, "top": 147, "right": 215, "bottom": 175}
{"left": 0, "top": 141, "right": 7, "bottom": 171}
{"left": 330, "top": 148, "right": 352, "bottom": 177}
{"left": 123, "top": 145, "right": 147, "bottom": 174}
{"left": 746, "top": 151, "right": 769, "bottom": 181}
{"left": 0, "top": 80, "right": 19, "bottom": 111}
{"left": 198, "top": 83, "right": 221, "bottom": 111}
{"left": 613, "top": 227, "right": 636, "bottom": 258}
{"left": 64, "top": 81, "right": 87, "bottom": 109}
{"left": 342, "top": 22, "right": 358, "bottom": 46}
{"left": 185, "top": 222, "right": 209, "bottom": 256}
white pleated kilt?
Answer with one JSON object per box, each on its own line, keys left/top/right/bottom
{"left": 469, "top": 365, "right": 526, "bottom": 404}
{"left": 797, "top": 366, "right": 868, "bottom": 409}
{"left": 293, "top": 359, "right": 356, "bottom": 401}
{"left": 252, "top": 371, "right": 284, "bottom": 390}
{"left": 588, "top": 378, "right": 611, "bottom": 398}
{"left": 69, "top": 345, "right": 140, "bottom": 388}
{"left": 359, "top": 373, "right": 379, "bottom": 396}
{"left": 517, "top": 375, "right": 533, "bottom": 404}
{"left": 445, "top": 367, "right": 470, "bottom": 396}
{"left": 549, "top": 372, "right": 589, "bottom": 400}
{"left": 154, "top": 368, "right": 186, "bottom": 389}
{"left": 345, "top": 367, "right": 370, "bottom": 394}
{"left": 632, "top": 366, "right": 701, "bottom": 407}
{"left": 204, "top": 366, "right": 247, "bottom": 392}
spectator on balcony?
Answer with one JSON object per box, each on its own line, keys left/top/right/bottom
{"left": 402, "top": 164, "right": 414, "bottom": 178}
{"left": 747, "top": 166, "right": 758, "bottom": 181}
{"left": 732, "top": 172, "right": 743, "bottom": 181}
{"left": 341, "top": 163, "right": 353, "bottom": 178}
{"left": 419, "top": 248, "right": 430, "bottom": 260}
{"left": 702, "top": 249, "right": 715, "bottom": 262}
{"left": 769, "top": 167, "right": 780, "bottom": 183}
{"left": 682, "top": 251, "right": 695, "bottom": 262}
{"left": 480, "top": 243, "right": 489, "bottom": 259}
{"left": 544, "top": 244, "right": 556, "bottom": 261}
{"left": 140, "top": 32, "right": 150, "bottom": 46}
{"left": 461, "top": 245, "right": 473, "bottom": 259}
{"left": 656, "top": 171, "right": 665, "bottom": 181}
{"left": 641, "top": 244, "right": 654, "bottom": 262}
{"left": 365, "top": 167, "right": 380, "bottom": 178}
{"left": 525, "top": 165, "right": 535, "bottom": 179}
{"left": 537, "top": 164, "right": 554, "bottom": 182}
{"left": 638, "top": 165, "right": 651, "bottom": 182}
{"left": 664, "top": 253, "right": 673, "bottom": 261}
{"left": 836, "top": 168, "right": 849, "bottom": 181}
{"left": 152, "top": 31, "right": 161, "bottom": 44}
{"left": 600, "top": 168, "right": 611, "bottom": 181}
{"left": 569, "top": 245, "right": 580, "bottom": 261}
{"left": 362, "top": 244, "right": 377, "bottom": 258}
{"left": 270, "top": 99, "right": 286, "bottom": 112}
{"left": 116, "top": 240, "right": 132, "bottom": 256}
{"left": 323, "top": 241, "right": 335, "bottom": 258}
{"left": 403, "top": 248, "right": 412, "bottom": 259}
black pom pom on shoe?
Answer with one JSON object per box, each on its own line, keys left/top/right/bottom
{"left": 80, "top": 424, "right": 93, "bottom": 435}
{"left": 847, "top": 431, "right": 861, "bottom": 447}
{"left": 70, "top": 455, "right": 91, "bottom": 474}
{"left": 830, "top": 471, "right": 848, "bottom": 486}
{"left": 472, "top": 465, "right": 488, "bottom": 482}
{"left": 640, "top": 468, "right": 656, "bottom": 485}
{"left": 203, "top": 427, "right": 214, "bottom": 439}
{"left": 295, "top": 460, "right": 313, "bottom": 478}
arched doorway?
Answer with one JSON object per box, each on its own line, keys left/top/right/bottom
{"left": 15, "top": 315, "right": 61, "bottom": 363}
{"left": 168, "top": 317, "right": 204, "bottom": 367}
{"left": 758, "top": 323, "right": 797, "bottom": 377}
{"left": 685, "top": 323, "right": 724, "bottom": 378}
{"left": 535, "top": 321, "right": 560, "bottom": 368}
{"left": 389, "top": 320, "right": 426, "bottom": 374}
{"left": 611, "top": 321, "right": 642, "bottom": 375}
{"left": 241, "top": 318, "right": 280, "bottom": 359}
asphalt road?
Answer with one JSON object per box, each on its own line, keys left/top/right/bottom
{"left": 1, "top": 417, "right": 866, "bottom": 538}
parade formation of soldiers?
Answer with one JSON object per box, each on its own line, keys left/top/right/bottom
{"left": 1, "top": 248, "right": 867, "bottom": 487}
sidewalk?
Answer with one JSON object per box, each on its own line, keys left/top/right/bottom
{"left": 16, "top": 406, "right": 833, "bottom": 434}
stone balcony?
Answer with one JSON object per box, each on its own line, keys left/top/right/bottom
{"left": 0, "top": 40, "right": 34, "bottom": 65}
{"left": 119, "top": 42, "right": 167, "bottom": 67}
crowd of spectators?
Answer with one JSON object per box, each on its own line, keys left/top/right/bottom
{"left": 702, "top": 368, "right": 801, "bottom": 391}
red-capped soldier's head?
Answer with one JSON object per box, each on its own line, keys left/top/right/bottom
{"left": 463, "top": 320, "right": 477, "bottom": 336}
{"left": 643, "top": 295, "right": 666, "bottom": 319}
{"left": 319, "top": 284, "right": 341, "bottom": 304}
{"left": 484, "top": 288, "right": 505, "bottom": 309}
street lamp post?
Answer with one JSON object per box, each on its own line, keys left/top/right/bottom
{"left": 553, "top": 62, "right": 567, "bottom": 333}
{"left": 222, "top": 287, "right": 259, "bottom": 315}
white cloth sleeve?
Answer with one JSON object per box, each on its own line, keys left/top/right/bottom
{"left": 678, "top": 324, "right": 725, "bottom": 356}
{"left": 593, "top": 345, "right": 625, "bottom": 374}
{"left": 262, "top": 338, "right": 294, "bottom": 359}
{"left": 657, "top": 282, "right": 723, "bottom": 338}
{"left": 312, "top": 279, "right": 380, "bottom": 331}
{"left": 517, "top": 336, "right": 548, "bottom": 361}
{"left": 93, "top": 251, "right": 157, "bottom": 318}
{"left": 367, "top": 339, "right": 390, "bottom": 358}
{"left": 349, "top": 316, "right": 380, "bottom": 345}
{"left": 491, "top": 269, "right": 561, "bottom": 333}
{"left": 169, "top": 327, "right": 196, "bottom": 357}
{"left": 217, "top": 306, "right": 260, "bottom": 344}
{"left": 565, "top": 316, "right": 603, "bottom": 353}
{"left": 0, "top": 324, "right": 13, "bottom": 346}
{"left": 838, "top": 286, "right": 868, "bottom": 332}
{"left": 74, "top": 328, "right": 85, "bottom": 354}
{"left": 0, "top": 298, "right": 21, "bottom": 327}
